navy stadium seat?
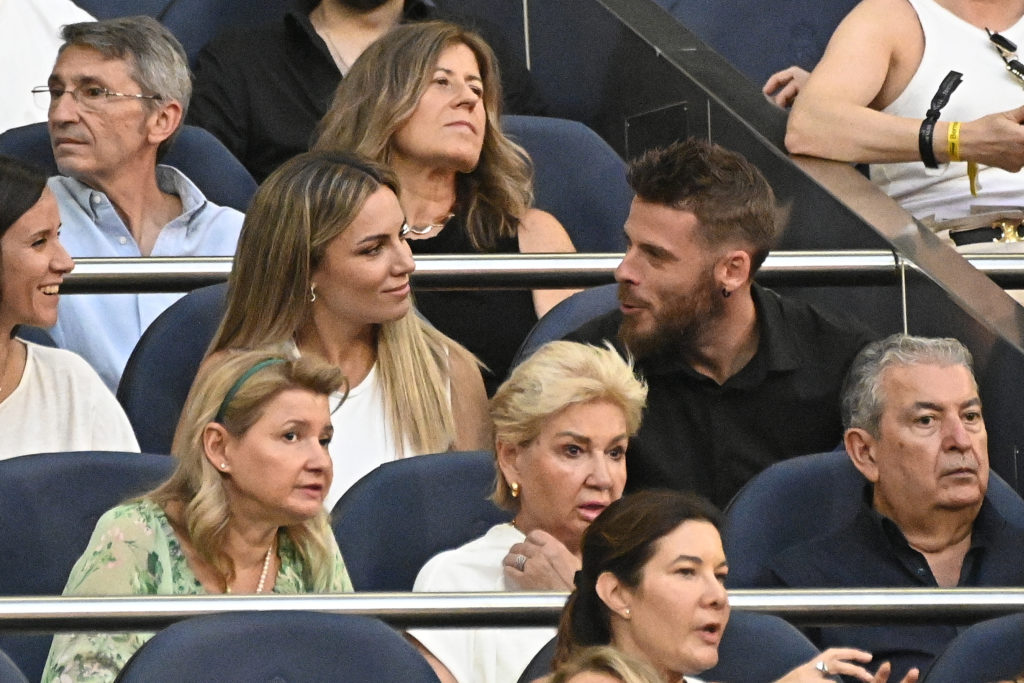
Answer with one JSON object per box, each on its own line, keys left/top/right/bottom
{"left": 0, "top": 451, "right": 173, "bottom": 681}
{"left": 117, "top": 611, "right": 441, "bottom": 682}
{"left": 331, "top": 451, "right": 512, "bottom": 591}
{"left": 0, "top": 123, "right": 256, "bottom": 212}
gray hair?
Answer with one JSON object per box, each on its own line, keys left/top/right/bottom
{"left": 60, "top": 16, "right": 191, "bottom": 155}
{"left": 841, "top": 334, "right": 975, "bottom": 437}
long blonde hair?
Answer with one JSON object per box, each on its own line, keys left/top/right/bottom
{"left": 209, "top": 151, "right": 466, "bottom": 454}
{"left": 313, "top": 20, "right": 532, "bottom": 251}
{"left": 149, "top": 348, "right": 345, "bottom": 591}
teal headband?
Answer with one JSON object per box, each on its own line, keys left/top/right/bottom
{"left": 215, "top": 358, "right": 287, "bottom": 424}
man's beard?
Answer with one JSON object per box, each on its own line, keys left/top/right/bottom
{"left": 617, "top": 273, "right": 724, "bottom": 359}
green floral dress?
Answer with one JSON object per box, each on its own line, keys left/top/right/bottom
{"left": 42, "top": 499, "right": 352, "bottom": 682}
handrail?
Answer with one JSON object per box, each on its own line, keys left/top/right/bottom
{"left": 59, "top": 251, "right": 908, "bottom": 293}
{"left": 3, "top": 589, "right": 1024, "bottom": 633}
{"left": 56, "top": 251, "right": 1024, "bottom": 293}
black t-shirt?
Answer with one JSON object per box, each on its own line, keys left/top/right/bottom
{"left": 566, "top": 283, "right": 874, "bottom": 508}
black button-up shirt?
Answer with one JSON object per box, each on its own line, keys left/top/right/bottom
{"left": 566, "top": 283, "right": 873, "bottom": 508}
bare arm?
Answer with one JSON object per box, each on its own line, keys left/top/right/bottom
{"left": 786, "top": 0, "right": 1024, "bottom": 170}
{"left": 448, "top": 345, "right": 492, "bottom": 450}
{"left": 517, "top": 208, "right": 580, "bottom": 317}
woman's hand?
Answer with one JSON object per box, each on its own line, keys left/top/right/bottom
{"left": 503, "top": 529, "right": 580, "bottom": 590}
{"left": 774, "top": 648, "right": 919, "bottom": 682}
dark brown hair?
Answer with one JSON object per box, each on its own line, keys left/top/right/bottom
{"left": 627, "top": 138, "right": 778, "bottom": 273}
{"left": 554, "top": 490, "right": 723, "bottom": 667}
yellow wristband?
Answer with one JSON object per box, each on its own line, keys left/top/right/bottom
{"left": 948, "top": 121, "right": 962, "bottom": 162}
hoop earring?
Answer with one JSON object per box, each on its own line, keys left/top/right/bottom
{"left": 510, "top": 482, "right": 520, "bottom": 498}
{"left": 310, "top": 283, "right": 317, "bottom": 303}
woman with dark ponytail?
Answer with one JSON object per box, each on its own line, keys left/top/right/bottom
{"left": 555, "top": 490, "right": 919, "bottom": 683}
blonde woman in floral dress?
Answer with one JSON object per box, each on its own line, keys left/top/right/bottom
{"left": 43, "top": 349, "right": 353, "bottom": 682}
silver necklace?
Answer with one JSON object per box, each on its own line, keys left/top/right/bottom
{"left": 315, "top": 5, "right": 351, "bottom": 75}
{"left": 406, "top": 212, "right": 455, "bottom": 236}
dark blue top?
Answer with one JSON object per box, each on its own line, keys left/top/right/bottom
{"left": 768, "top": 487, "right": 1024, "bottom": 680}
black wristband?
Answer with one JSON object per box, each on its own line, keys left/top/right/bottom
{"left": 919, "top": 70, "right": 963, "bottom": 169}
{"left": 919, "top": 118, "right": 939, "bottom": 168}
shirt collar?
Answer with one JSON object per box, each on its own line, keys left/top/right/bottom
{"left": 634, "top": 282, "right": 801, "bottom": 381}
{"left": 862, "top": 484, "right": 1001, "bottom": 579}
{"left": 749, "top": 282, "right": 802, "bottom": 373}
{"left": 58, "top": 164, "right": 207, "bottom": 235}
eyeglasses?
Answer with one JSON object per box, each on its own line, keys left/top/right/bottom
{"left": 31, "top": 85, "right": 163, "bottom": 112}
{"left": 986, "top": 29, "right": 1024, "bottom": 85}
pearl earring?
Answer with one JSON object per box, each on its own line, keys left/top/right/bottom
{"left": 219, "top": 463, "right": 227, "bottom": 470}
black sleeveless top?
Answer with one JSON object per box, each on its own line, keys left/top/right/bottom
{"left": 408, "top": 215, "right": 538, "bottom": 395}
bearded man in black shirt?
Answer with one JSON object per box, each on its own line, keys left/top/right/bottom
{"left": 567, "top": 139, "right": 873, "bottom": 507}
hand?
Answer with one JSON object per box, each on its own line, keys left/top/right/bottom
{"left": 502, "top": 529, "right": 580, "bottom": 591}
{"left": 774, "top": 648, "right": 920, "bottom": 683}
{"left": 763, "top": 66, "right": 811, "bottom": 108}
{"left": 961, "top": 105, "right": 1024, "bottom": 171}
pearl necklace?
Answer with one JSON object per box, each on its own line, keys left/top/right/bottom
{"left": 226, "top": 543, "right": 274, "bottom": 594}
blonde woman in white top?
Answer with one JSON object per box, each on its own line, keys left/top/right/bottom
{"left": 208, "top": 151, "right": 489, "bottom": 504}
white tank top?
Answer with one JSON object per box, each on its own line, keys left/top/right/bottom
{"left": 871, "top": 0, "right": 1024, "bottom": 220}
{"left": 283, "top": 341, "right": 413, "bottom": 510}
{"left": 324, "top": 362, "right": 413, "bottom": 509}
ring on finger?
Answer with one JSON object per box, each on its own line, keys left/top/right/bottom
{"left": 513, "top": 553, "right": 527, "bottom": 572}
{"left": 814, "top": 660, "right": 830, "bottom": 676}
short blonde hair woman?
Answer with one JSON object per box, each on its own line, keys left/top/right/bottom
{"left": 209, "top": 151, "right": 490, "bottom": 506}
{"left": 43, "top": 349, "right": 353, "bottom": 682}
{"left": 409, "top": 341, "right": 647, "bottom": 683}
{"left": 314, "top": 21, "right": 577, "bottom": 394}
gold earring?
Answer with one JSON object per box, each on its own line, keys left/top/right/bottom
{"left": 510, "top": 482, "right": 520, "bottom": 498}
{"left": 624, "top": 608, "right": 631, "bottom": 618}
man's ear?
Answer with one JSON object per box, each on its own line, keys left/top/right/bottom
{"left": 715, "top": 248, "right": 752, "bottom": 295}
{"left": 595, "top": 570, "right": 632, "bottom": 619}
{"left": 147, "top": 100, "right": 183, "bottom": 146}
{"left": 845, "top": 427, "right": 880, "bottom": 483}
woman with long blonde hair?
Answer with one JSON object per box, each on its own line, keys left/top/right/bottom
{"left": 209, "top": 151, "right": 490, "bottom": 507}
{"left": 44, "top": 348, "right": 353, "bottom": 682}
{"left": 314, "top": 21, "right": 577, "bottom": 393}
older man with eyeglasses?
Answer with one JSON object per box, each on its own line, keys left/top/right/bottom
{"left": 39, "top": 16, "right": 242, "bottom": 391}
{"left": 784, "top": 0, "right": 1024, "bottom": 239}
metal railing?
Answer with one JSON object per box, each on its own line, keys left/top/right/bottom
{"left": 3, "top": 589, "right": 1024, "bottom": 633}
{"left": 58, "top": 251, "right": 913, "bottom": 293}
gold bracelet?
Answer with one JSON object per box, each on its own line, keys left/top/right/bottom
{"left": 948, "top": 121, "right": 962, "bottom": 162}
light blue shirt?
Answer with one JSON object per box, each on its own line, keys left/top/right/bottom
{"left": 48, "top": 165, "right": 242, "bottom": 391}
